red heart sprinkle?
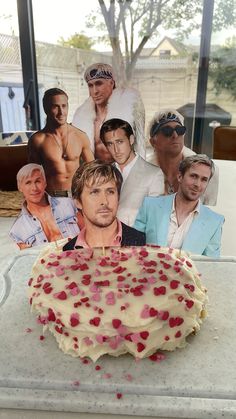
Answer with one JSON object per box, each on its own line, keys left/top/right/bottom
{"left": 89, "top": 317, "right": 101, "bottom": 326}
{"left": 139, "top": 250, "right": 148, "bottom": 257}
{"left": 140, "top": 331, "right": 149, "bottom": 340}
{"left": 159, "top": 274, "right": 168, "bottom": 281}
{"left": 153, "top": 286, "right": 166, "bottom": 296}
{"left": 112, "top": 319, "right": 122, "bottom": 329}
{"left": 185, "top": 300, "right": 194, "bottom": 309}
{"left": 117, "top": 275, "right": 126, "bottom": 282}
{"left": 175, "top": 331, "right": 182, "bottom": 338}
{"left": 44, "top": 287, "right": 53, "bottom": 294}
{"left": 157, "top": 253, "right": 165, "bottom": 258}
{"left": 48, "top": 308, "right": 56, "bottom": 322}
{"left": 55, "top": 325, "right": 63, "bottom": 334}
{"left": 137, "top": 342, "right": 145, "bottom": 352}
{"left": 116, "top": 393, "right": 123, "bottom": 399}
{"left": 149, "top": 307, "right": 158, "bottom": 317}
{"left": 170, "top": 280, "right": 180, "bottom": 289}
{"left": 70, "top": 314, "right": 80, "bottom": 327}
{"left": 54, "top": 291, "right": 67, "bottom": 300}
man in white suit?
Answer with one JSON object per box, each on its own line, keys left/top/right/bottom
{"left": 100, "top": 118, "right": 164, "bottom": 226}
{"left": 134, "top": 155, "right": 224, "bottom": 258}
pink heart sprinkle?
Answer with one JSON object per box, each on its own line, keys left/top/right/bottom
{"left": 131, "top": 333, "right": 140, "bottom": 343}
{"left": 140, "top": 306, "right": 150, "bottom": 319}
{"left": 92, "top": 293, "right": 101, "bottom": 302}
{"left": 55, "top": 266, "right": 65, "bottom": 276}
{"left": 70, "top": 287, "right": 79, "bottom": 296}
{"left": 84, "top": 337, "right": 93, "bottom": 346}
{"left": 96, "top": 335, "right": 104, "bottom": 344}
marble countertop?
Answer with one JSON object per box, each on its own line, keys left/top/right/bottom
{"left": 1, "top": 251, "right": 236, "bottom": 419}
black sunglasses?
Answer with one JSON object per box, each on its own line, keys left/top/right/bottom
{"left": 159, "top": 125, "right": 186, "bottom": 137}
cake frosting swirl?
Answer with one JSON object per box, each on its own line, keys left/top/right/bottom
{"left": 28, "top": 244, "right": 207, "bottom": 361}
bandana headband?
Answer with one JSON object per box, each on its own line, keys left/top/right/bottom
{"left": 84, "top": 63, "right": 114, "bottom": 83}
{"left": 150, "top": 112, "right": 183, "bottom": 137}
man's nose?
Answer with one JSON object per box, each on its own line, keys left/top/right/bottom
{"left": 100, "top": 192, "right": 109, "bottom": 205}
{"left": 114, "top": 142, "right": 119, "bottom": 153}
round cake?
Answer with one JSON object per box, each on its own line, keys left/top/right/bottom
{"left": 28, "top": 244, "right": 208, "bottom": 362}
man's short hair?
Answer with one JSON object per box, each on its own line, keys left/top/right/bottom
{"left": 179, "top": 154, "right": 215, "bottom": 179}
{"left": 72, "top": 160, "right": 123, "bottom": 200}
{"left": 17, "top": 163, "right": 46, "bottom": 190}
{"left": 100, "top": 118, "right": 134, "bottom": 145}
{"left": 149, "top": 109, "right": 184, "bottom": 138}
{"left": 42, "top": 88, "right": 68, "bottom": 114}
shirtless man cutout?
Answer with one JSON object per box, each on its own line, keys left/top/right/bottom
{"left": 28, "top": 88, "right": 94, "bottom": 197}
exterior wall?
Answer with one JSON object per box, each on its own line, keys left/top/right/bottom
{"left": 0, "top": 34, "right": 235, "bottom": 135}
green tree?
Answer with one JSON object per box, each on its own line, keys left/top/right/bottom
{"left": 210, "top": 37, "right": 236, "bottom": 100}
{"left": 58, "top": 33, "right": 94, "bottom": 50}
{"left": 86, "top": 0, "right": 236, "bottom": 86}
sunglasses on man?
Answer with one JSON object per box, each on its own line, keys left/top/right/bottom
{"left": 158, "top": 125, "right": 186, "bottom": 137}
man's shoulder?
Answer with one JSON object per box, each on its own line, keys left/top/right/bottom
{"left": 69, "top": 123, "right": 88, "bottom": 140}
{"left": 29, "top": 130, "right": 46, "bottom": 145}
{"left": 136, "top": 156, "right": 163, "bottom": 174}
{"left": 142, "top": 194, "right": 172, "bottom": 206}
{"left": 199, "top": 204, "right": 224, "bottom": 224}
{"left": 121, "top": 222, "right": 146, "bottom": 246}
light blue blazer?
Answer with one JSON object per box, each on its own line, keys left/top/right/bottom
{"left": 133, "top": 194, "right": 225, "bottom": 258}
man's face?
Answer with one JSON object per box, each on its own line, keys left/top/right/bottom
{"left": 178, "top": 163, "right": 211, "bottom": 201}
{"left": 77, "top": 177, "right": 119, "bottom": 228}
{"left": 47, "top": 94, "right": 68, "bottom": 126}
{"left": 152, "top": 121, "right": 185, "bottom": 157}
{"left": 87, "top": 78, "right": 114, "bottom": 106}
{"left": 19, "top": 170, "right": 46, "bottom": 204}
{"left": 103, "top": 128, "right": 134, "bottom": 168}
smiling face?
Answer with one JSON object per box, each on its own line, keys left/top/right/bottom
{"left": 151, "top": 121, "right": 185, "bottom": 157}
{"left": 87, "top": 78, "right": 114, "bottom": 106}
{"left": 103, "top": 128, "right": 135, "bottom": 169}
{"left": 47, "top": 94, "right": 68, "bottom": 126}
{"left": 19, "top": 170, "right": 46, "bottom": 204}
{"left": 76, "top": 177, "right": 119, "bottom": 228}
{"left": 177, "top": 163, "right": 211, "bottom": 202}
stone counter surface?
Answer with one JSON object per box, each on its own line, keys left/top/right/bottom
{"left": 0, "top": 251, "right": 236, "bottom": 419}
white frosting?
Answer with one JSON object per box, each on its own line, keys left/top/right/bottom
{"left": 28, "top": 245, "right": 208, "bottom": 362}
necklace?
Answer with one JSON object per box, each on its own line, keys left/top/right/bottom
{"left": 51, "top": 124, "right": 69, "bottom": 160}
{"left": 165, "top": 178, "right": 175, "bottom": 194}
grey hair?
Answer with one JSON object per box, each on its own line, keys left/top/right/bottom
{"left": 149, "top": 109, "right": 184, "bottom": 138}
{"left": 17, "top": 163, "right": 46, "bottom": 190}
{"left": 179, "top": 154, "right": 215, "bottom": 179}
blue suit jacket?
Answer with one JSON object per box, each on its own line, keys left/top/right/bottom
{"left": 133, "top": 194, "right": 224, "bottom": 258}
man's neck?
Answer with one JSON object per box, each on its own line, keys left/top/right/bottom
{"left": 175, "top": 192, "right": 199, "bottom": 222}
{"left": 26, "top": 194, "right": 49, "bottom": 215}
{"left": 84, "top": 219, "right": 119, "bottom": 247}
{"left": 45, "top": 120, "right": 68, "bottom": 135}
{"left": 118, "top": 151, "right": 136, "bottom": 171}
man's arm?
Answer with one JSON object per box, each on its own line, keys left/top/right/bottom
{"left": 81, "top": 134, "right": 94, "bottom": 163}
{"left": 28, "top": 133, "right": 43, "bottom": 163}
{"left": 202, "top": 216, "right": 225, "bottom": 258}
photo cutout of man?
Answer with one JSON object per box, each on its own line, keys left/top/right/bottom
{"left": 9, "top": 164, "right": 79, "bottom": 249}
{"left": 63, "top": 160, "right": 146, "bottom": 250}
{"left": 72, "top": 63, "right": 146, "bottom": 162}
{"left": 134, "top": 155, "right": 224, "bottom": 258}
{"left": 28, "top": 88, "right": 94, "bottom": 197}
{"left": 100, "top": 118, "right": 164, "bottom": 226}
